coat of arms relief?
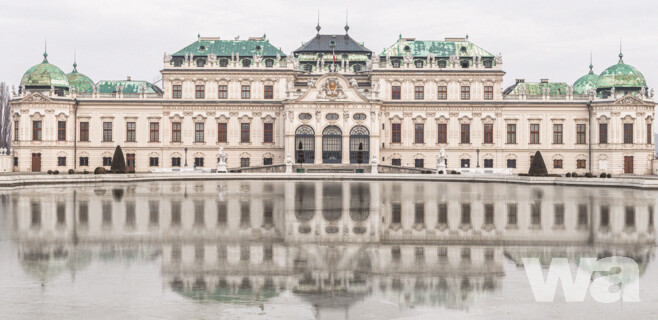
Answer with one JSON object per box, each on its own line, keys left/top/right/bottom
{"left": 317, "top": 77, "right": 347, "bottom": 100}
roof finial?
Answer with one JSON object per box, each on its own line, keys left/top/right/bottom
{"left": 197, "top": 33, "right": 201, "bottom": 41}
{"left": 588, "top": 50, "right": 593, "bottom": 74}
{"left": 344, "top": 9, "right": 349, "bottom": 34}
{"left": 43, "top": 39, "right": 48, "bottom": 63}
{"left": 73, "top": 48, "right": 78, "bottom": 72}
{"left": 619, "top": 37, "right": 624, "bottom": 63}
{"left": 316, "top": 11, "right": 321, "bottom": 33}
{"left": 465, "top": 34, "right": 469, "bottom": 41}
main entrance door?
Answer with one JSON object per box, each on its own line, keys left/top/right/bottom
{"left": 322, "top": 126, "right": 342, "bottom": 164}
{"left": 126, "top": 153, "right": 135, "bottom": 172}
{"left": 31, "top": 153, "right": 41, "bottom": 172}
{"left": 349, "top": 126, "right": 370, "bottom": 164}
{"left": 624, "top": 156, "right": 633, "bottom": 174}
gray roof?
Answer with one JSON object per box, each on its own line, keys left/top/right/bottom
{"left": 294, "top": 34, "right": 372, "bottom": 54}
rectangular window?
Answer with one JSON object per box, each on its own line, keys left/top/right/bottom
{"left": 625, "top": 206, "right": 635, "bottom": 227}
{"left": 460, "top": 86, "right": 470, "bottom": 100}
{"left": 32, "top": 121, "right": 42, "bottom": 141}
{"left": 149, "top": 122, "right": 159, "bottom": 142}
{"left": 195, "top": 85, "right": 205, "bottom": 99}
{"left": 264, "top": 85, "right": 273, "bottom": 99}
{"left": 460, "top": 123, "right": 470, "bottom": 144}
{"left": 437, "top": 86, "right": 447, "bottom": 100}
{"left": 484, "top": 204, "right": 494, "bottom": 224}
{"left": 531, "top": 201, "right": 541, "bottom": 226}
{"left": 554, "top": 204, "right": 564, "bottom": 226}
{"left": 14, "top": 120, "right": 18, "bottom": 141}
{"left": 392, "top": 123, "right": 401, "bottom": 143}
{"left": 461, "top": 159, "right": 470, "bottom": 168}
{"left": 171, "top": 157, "right": 181, "bottom": 167}
{"left": 79, "top": 157, "right": 89, "bottom": 166}
{"left": 507, "top": 203, "right": 518, "bottom": 225}
{"left": 484, "top": 124, "right": 493, "bottom": 144}
{"left": 241, "top": 85, "right": 251, "bottom": 99}
{"left": 126, "top": 122, "right": 136, "bottom": 142}
{"left": 507, "top": 124, "right": 517, "bottom": 144}
{"left": 241, "top": 123, "right": 250, "bottom": 143}
{"left": 392, "top": 203, "right": 401, "bottom": 223}
{"left": 240, "top": 158, "right": 250, "bottom": 167}
{"left": 57, "top": 121, "right": 66, "bottom": 141}
{"left": 437, "top": 123, "right": 447, "bottom": 144}
{"left": 461, "top": 203, "right": 471, "bottom": 225}
{"left": 57, "top": 157, "right": 66, "bottom": 166}
{"left": 218, "top": 85, "right": 228, "bottom": 99}
{"left": 149, "top": 157, "right": 159, "bottom": 167}
{"left": 648, "top": 123, "right": 652, "bottom": 144}
{"left": 392, "top": 158, "right": 401, "bottom": 166}
{"left": 263, "top": 157, "right": 273, "bottom": 165}
{"left": 263, "top": 123, "right": 273, "bottom": 143}
{"left": 103, "top": 157, "right": 112, "bottom": 166}
{"left": 553, "top": 124, "right": 563, "bottom": 144}
{"left": 414, "top": 159, "right": 424, "bottom": 168}
{"left": 171, "top": 122, "right": 181, "bottom": 142}
{"left": 576, "top": 124, "right": 586, "bottom": 144}
{"left": 414, "top": 123, "right": 424, "bottom": 143}
{"left": 172, "top": 85, "right": 182, "bottom": 99}
{"left": 80, "top": 122, "right": 89, "bottom": 141}
{"left": 599, "top": 123, "right": 608, "bottom": 144}
{"left": 56, "top": 203, "right": 65, "bottom": 225}
{"left": 217, "top": 122, "right": 227, "bottom": 142}
{"left": 507, "top": 159, "right": 516, "bottom": 168}
{"left": 553, "top": 159, "right": 563, "bottom": 169}
{"left": 194, "top": 157, "right": 204, "bottom": 167}
{"left": 577, "top": 159, "right": 586, "bottom": 169}
{"left": 438, "top": 203, "right": 448, "bottom": 224}
{"left": 530, "top": 124, "right": 540, "bottom": 144}
{"left": 600, "top": 205, "right": 610, "bottom": 227}
{"left": 414, "top": 203, "right": 424, "bottom": 224}
{"left": 103, "top": 122, "right": 112, "bottom": 142}
{"left": 624, "top": 123, "right": 633, "bottom": 144}
{"left": 414, "top": 86, "right": 424, "bottom": 100}
{"left": 170, "top": 201, "right": 181, "bottom": 227}
{"left": 391, "top": 86, "right": 401, "bottom": 100}
{"left": 79, "top": 202, "right": 88, "bottom": 226}
{"left": 578, "top": 204, "right": 588, "bottom": 226}
{"left": 484, "top": 159, "right": 493, "bottom": 168}
{"left": 484, "top": 86, "right": 493, "bottom": 100}
{"left": 195, "top": 123, "right": 204, "bottom": 142}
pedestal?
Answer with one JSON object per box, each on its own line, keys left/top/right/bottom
{"left": 217, "top": 161, "right": 227, "bottom": 173}
{"left": 436, "top": 162, "right": 447, "bottom": 174}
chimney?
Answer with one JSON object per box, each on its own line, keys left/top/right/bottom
{"left": 126, "top": 76, "right": 131, "bottom": 81}
{"left": 540, "top": 78, "right": 549, "bottom": 83}
{"left": 515, "top": 79, "right": 525, "bottom": 83}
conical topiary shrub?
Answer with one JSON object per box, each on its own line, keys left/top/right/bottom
{"left": 296, "top": 141, "right": 305, "bottom": 164}
{"left": 110, "top": 145, "right": 126, "bottom": 173}
{"left": 528, "top": 151, "right": 548, "bottom": 176}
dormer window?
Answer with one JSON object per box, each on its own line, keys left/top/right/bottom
{"left": 196, "top": 58, "right": 206, "bottom": 67}
{"left": 172, "top": 58, "right": 183, "bottom": 67}
{"left": 342, "top": 53, "right": 349, "bottom": 59}
{"left": 199, "top": 45, "right": 206, "bottom": 51}
{"left": 404, "top": 45, "right": 411, "bottom": 52}
{"left": 392, "top": 60, "right": 401, "bottom": 68}
{"left": 438, "top": 60, "right": 447, "bottom": 68}
{"left": 460, "top": 60, "right": 469, "bottom": 68}
{"left": 304, "top": 64, "right": 313, "bottom": 72}
{"left": 219, "top": 59, "right": 228, "bottom": 67}
{"left": 483, "top": 60, "right": 493, "bottom": 68}
{"left": 265, "top": 59, "right": 274, "bottom": 67}
{"left": 415, "top": 60, "right": 423, "bottom": 68}
{"left": 460, "top": 46, "right": 467, "bottom": 54}
{"left": 353, "top": 64, "right": 361, "bottom": 72}
{"left": 242, "top": 59, "right": 251, "bottom": 67}
{"left": 255, "top": 45, "right": 262, "bottom": 51}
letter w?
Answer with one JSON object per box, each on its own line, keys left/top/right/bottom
{"left": 523, "top": 258, "right": 594, "bottom": 302}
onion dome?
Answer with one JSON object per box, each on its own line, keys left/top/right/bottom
{"left": 20, "top": 51, "right": 70, "bottom": 93}
{"left": 66, "top": 61, "right": 94, "bottom": 93}
{"left": 596, "top": 51, "right": 646, "bottom": 89}
{"left": 573, "top": 60, "right": 599, "bottom": 95}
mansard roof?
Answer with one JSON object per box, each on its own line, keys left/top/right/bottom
{"left": 504, "top": 81, "right": 569, "bottom": 95}
{"left": 96, "top": 80, "right": 163, "bottom": 94}
{"left": 172, "top": 36, "right": 286, "bottom": 58}
{"left": 294, "top": 34, "right": 372, "bottom": 54}
{"left": 381, "top": 37, "right": 494, "bottom": 58}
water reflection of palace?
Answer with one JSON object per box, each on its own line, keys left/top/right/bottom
{"left": 9, "top": 181, "right": 656, "bottom": 311}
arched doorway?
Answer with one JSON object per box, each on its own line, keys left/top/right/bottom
{"left": 322, "top": 126, "right": 342, "bottom": 164}
{"left": 295, "top": 126, "right": 315, "bottom": 163}
{"left": 349, "top": 126, "right": 370, "bottom": 164}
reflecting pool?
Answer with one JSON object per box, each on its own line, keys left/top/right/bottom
{"left": 0, "top": 180, "right": 656, "bottom": 319}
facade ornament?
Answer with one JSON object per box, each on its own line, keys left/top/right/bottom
{"left": 385, "top": 53, "right": 391, "bottom": 66}
{"left": 371, "top": 81, "right": 380, "bottom": 100}
{"left": 208, "top": 53, "right": 217, "bottom": 65}
{"left": 610, "top": 87, "right": 615, "bottom": 98}
{"left": 365, "top": 58, "right": 372, "bottom": 70}
{"left": 494, "top": 53, "right": 503, "bottom": 65}
{"left": 317, "top": 77, "right": 347, "bottom": 100}
{"left": 449, "top": 54, "right": 459, "bottom": 67}
{"left": 640, "top": 86, "right": 647, "bottom": 98}
{"left": 587, "top": 88, "right": 596, "bottom": 98}
{"left": 650, "top": 88, "right": 654, "bottom": 98}
{"left": 428, "top": 53, "right": 435, "bottom": 67}
{"left": 349, "top": 77, "right": 358, "bottom": 88}
{"left": 565, "top": 84, "right": 573, "bottom": 96}
{"left": 307, "top": 78, "right": 316, "bottom": 87}
{"left": 12, "top": 85, "right": 16, "bottom": 96}
{"left": 253, "top": 52, "right": 263, "bottom": 66}
{"left": 163, "top": 53, "right": 172, "bottom": 65}
{"left": 403, "top": 51, "right": 413, "bottom": 66}
{"left": 316, "top": 58, "right": 321, "bottom": 71}
{"left": 276, "top": 53, "right": 281, "bottom": 64}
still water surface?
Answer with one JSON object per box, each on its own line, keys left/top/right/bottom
{"left": 0, "top": 180, "right": 656, "bottom": 319}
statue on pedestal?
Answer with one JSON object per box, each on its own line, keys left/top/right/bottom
{"left": 436, "top": 149, "right": 447, "bottom": 174}
{"left": 371, "top": 154, "right": 378, "bottom": 174}
{"left": 285, "top": 154, "right": 293, "bottom": 173}
{"left": 217, "top": 147, "right": 228, "bottom": 173}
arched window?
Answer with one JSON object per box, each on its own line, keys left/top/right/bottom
{"left": 196, "top": 58, "right": 206, "bottom": 67}
{"left": 322, "top": 126, "right": 342, "bottom": 164}
{"left": 460, "top": 60, "right": 469, "bottom": 68}
{"left": 295, "top": 182, "right": 315, "bottom": 221}
{"left": 353, "top": 64, "right": 361, "bottom": 72}
{"left": 438, "top": 60, "right": 447, "bottom": 68}
{"left": 219, "top": 59, "right": 229, "bottom": 67}
{"left": 242, "top": 59, "right": 251, "bottom": 67}
{"left": 392, "top": 59, "right": 401, "bottom": 68}
{"left": 349, "top": 183, "right": 370, "bottom": 221}
{"left": 172, "top": 58, "right": 183, "bottom": 67}
{"left": 415, "top": 60, "right": 423, "bottom": 68}
{"left": 265, "top": 59, "right": 274, "bottom": 67}
{"left": 295, "top": 126, "right": 315, "bottom": 164}
{"left": 304, "top": 64, "right": 313, "bottom": 72}
{"left": 349, "top": 126, "right": 370, "bottom": 164}
{"left": 322, "top": 182, "right": 342, "bottom": 221}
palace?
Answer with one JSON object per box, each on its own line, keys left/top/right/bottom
{"left": 9, "top": 24, "right": 656, "bottom": 174}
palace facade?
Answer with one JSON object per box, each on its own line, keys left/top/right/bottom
{"left": 9, "top": 26, "right": 656, "bottom": 174}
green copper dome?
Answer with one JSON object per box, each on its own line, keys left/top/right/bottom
{"left": 66, "top": 62, "right": 94, "bottom": 93}
{"left": 573, "top": 63, "right": 599, "bottom": 95}
{"left": 596, "top": 53, "right": 646, "bottom": 89}
{"left": 20, "top": 52, "right": 70, "bottom": 91}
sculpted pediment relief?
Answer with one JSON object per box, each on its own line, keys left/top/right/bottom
{"left": 293, "top": 74, "right": 370, "bottom": 103}
{"left": 21, "top": 92, "right": 52, "bottom": 103}
{"left": 615, "top": 95, "right": 645, "bottom": 105}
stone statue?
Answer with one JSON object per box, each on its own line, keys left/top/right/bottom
{"left": 650, "top": 88, "right": 654, "bottom": 98}
{"left": 307, "top": 78, "right": 316, "bottom": 87}
{"left": 217, "top": 147, "right": 227, "bottom": 173}
{"left": 494, "top": 53, "right": 503, "bottom": 65}
{"left": 428, "top": 53, "right": 435, "bottom": 67}
{"left": 565, "top": 84, "right": 573, "bottom": 96}
{"left": 276, "top": 53, "right": 281, "bottom": 63}
{"left": 349, "top": 78, "right": 358, "bottom": 88}
{"left": 253, "top": 52, "right": 263, "bottom": 66}
{"left": 449, "top": 54, "right": 459, "bottom": 67}
{"left": 12, "top": 85, "right": 16, "bottom": 96}
{"left": 371, "top": 154, "right": 378, "bottom": 174}
{"left": 366, "top": 58, "right": 372, "bottom": 70}
{"left": 385, "top": 53, "right": 391, "bottom": 66}
{"left": 587, "top": 88, "right": 596, "bottom": 97}
{"left": 403, "top": 51, "right": 413, "bottom": 66}
{"left": 163, "top": 52, "right": 172, "bottom": 64}
{"left": 285, "top": 154, "right": 293, "bottom": 173}
{"left": 640, "top": 86, "right": 647, "bottom": 98}
{"left": 436, "top": 149, "right": 447, "bottom": 174}
{"left": 316, "top": 58, "right": 321, "bottom": 70}
{"left": 610, "top": 87, "right": 615, "bottom": 97}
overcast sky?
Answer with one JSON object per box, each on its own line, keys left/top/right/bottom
{"left": 1, "top": 0, "right": 657, "bottom": 90}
